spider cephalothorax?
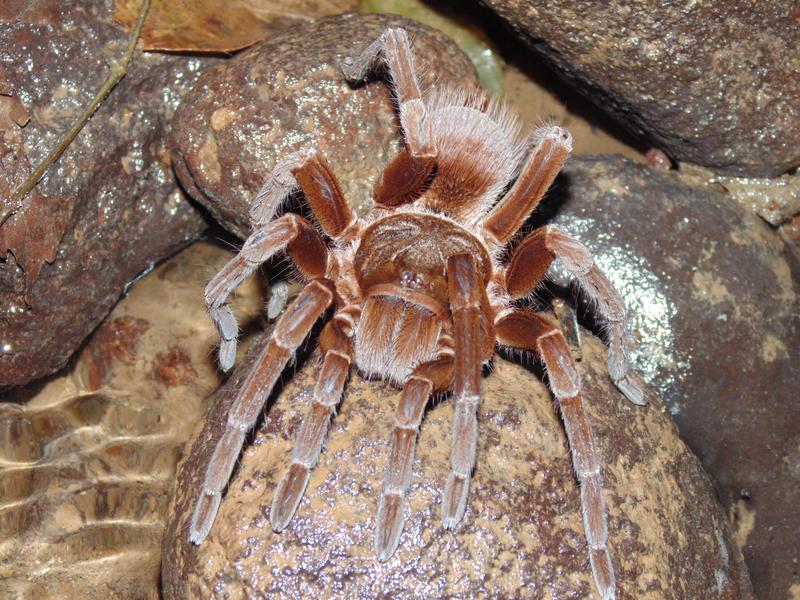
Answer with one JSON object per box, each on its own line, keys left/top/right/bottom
{"left": 189, "top": 28, "right": 644, "bottom": 600}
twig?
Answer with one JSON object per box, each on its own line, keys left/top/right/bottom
{"left": 3, "top": 0, "right": 151, "bottom": 223}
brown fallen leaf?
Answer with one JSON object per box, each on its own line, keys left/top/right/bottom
{"left": 0, "top": 78, "right": 29, "bottom": 225}
{"left": 0, "top": 95, "right": 29, "bottom": 128}
{"left": 0, "top": 98, "right": 71, "bottom": 304}
{"left": 0, "top": 190, "right": 73, "bottom": 304}
{"left": 114, "top": 0, "right": 356, "bottom": 53}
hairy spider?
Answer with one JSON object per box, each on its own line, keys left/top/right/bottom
{"left": 188, "top": 28, "right": 644, "bottom": 600}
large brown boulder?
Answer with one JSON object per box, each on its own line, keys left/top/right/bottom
{"left": 542, "top": 155, "right": 799, "bottom": 599}
{"left": 482, "top": 1, "right": 800, "bottom": 177}
{"left": 0, "top": 0, "right": 208, "bottom": 386}
{"left": 162, "top": 332, "right": 754, "bottom": 599}
{"left": 169, "top": 13, "right": 479, "bottom": 239}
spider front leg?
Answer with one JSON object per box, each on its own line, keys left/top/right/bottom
{"left": 375, "top": 340, "right": 454, "bottom": 560}
{"left": 270, "top": 306, "right": 360, "bottom": 531}
{"left": 503, "top": 226, "right": 645, "bottom": 405}
{"left": 483, "top": 125, "right": 572, "bottom": 245}
{"left": 205, "top": 214, "right": 327, "bottom": 370}
{"left": 342, "top": 28, "right": 435, "bottom": 158}
{"left": 496, "top": 310, "right": 616, "bottom": 600}
{"left": 441, "top": 253, "right": 490, "bottom": 527}
{"left": 190, "top": 280, "right": 334, "bottom": 544}
{"left": 207, "top": 148, "right": 353, "bottom": 371}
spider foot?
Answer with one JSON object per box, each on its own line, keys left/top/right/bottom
{"left": 590, "top": 546, "right": 617, "bottom": 600}
{"left": 340, "top": 28, "right": 401, "bottom": 83}
{"left": 613, "top": 374, "right": 646, "bottom": 406}
{"left": 608, "top": 336, "right": 646, "bottom": 405}
{"left": 340, "top": 55, "right": 360, "bottom": 82}
{"left": 374, "top": 493, "right": 405, "bottom": 561}
{"left": 270, "top": 463, "right": 311, "bottom": 532}
{"left": 441, "top": 472, "right": 470, "bottom": 529}
{"left": 209, "top": 305, "right": 239, "bottom": 371}
{"left": 189, "top": 491, "right": 221, "bottom": 545}
{"left": 218, "top": 338, "right": 237, "bottom": 372}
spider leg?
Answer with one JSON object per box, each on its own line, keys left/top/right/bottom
{"left": 249, "top": 152, "right": 308, "bottom": 227}
{"left": 205, "top": 214, "right": 327, "bottom": 371}
{"left": 209, "top": 147, "right": 354, "bottom": 371}
{"left": 375, "top": 340, "right": 454, "bottom": 560}
{"left": 373, "top": 148, "right": 437, "bottom": 209}
{"left": 250, "top": 149, "right": 359, "bottom": 236}
{"left": 502, "top": 225, "right": 644, "bottom": 405}
{"left": 189, "top": 280, "right": 334, "bottom": 544}
{"left": 342, "top": 28, "right": 435, "bottom": 158}
{"left": 441, "top": 254, "right": 488, "bottom": 528}
{"left": 270, "top": 306, "right": 360, "bottom": 530}
{"left": 482, "top": 125, "right": 572, "bottom": 245}
{"left": 495, "top": 310, "right": 616, "bottom": 600}
{"left": 291, "top": 150, "right": 359, "bottom": 239}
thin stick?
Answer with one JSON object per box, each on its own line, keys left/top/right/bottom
{"left": 3, "top": 0, "right": 151, "bottom": 223}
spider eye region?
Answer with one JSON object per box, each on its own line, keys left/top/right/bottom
{"left": 400, "top": 270, "right": 427, "bottom": 289}
{"left": 353, "top": 213, "right": 491, "bottom": 306}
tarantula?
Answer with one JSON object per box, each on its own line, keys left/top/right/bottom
{"left": 188, "top": 28, "right": 644, "bottom": 600}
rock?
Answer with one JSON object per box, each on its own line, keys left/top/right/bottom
{"left": 0, "top": 241, "right": 263, "bottom": 598}
{"left": 782, "top": 213, "right": 800, "bottom": 248}
{"left": 538, "top": 155, "right": 799, "bottom": 599}
{"left": 162, "top": 333, "right": 753, "bottom": 599}
{"left": 0, "top": 0, "right": 208, "bottom": 386}
{"left": 481, "top": 1, "right": 800, "bottom": 177}
{"left": 679, "top": 164, "right": 800, "bottom": 227}
{"left": 170, "top": 13, "right": 479, "bottom": 238}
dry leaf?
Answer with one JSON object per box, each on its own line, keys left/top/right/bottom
{"left": 0, "top": 87, "right": 29, "bottom": 223}
{"left": 0, "top": 65, "right": 29, "bottom": 129}
{"left": 0, "top": 117, "right": 71, "bottom": 304}
{"left": 0, "top": 95, "right": 30, "bottom": 128}
{"left": 0, "top": 191, "right": 72, "bottom": 304}
{"left": 114, "top": 0, "right": 356, "bottom": 53}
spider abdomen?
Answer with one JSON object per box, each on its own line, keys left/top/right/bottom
{"left": 423, "top": 104, "right": 523, "bottom": 221}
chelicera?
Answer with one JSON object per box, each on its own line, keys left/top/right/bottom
{"left": 189, "top": 28, "right": 644, "bottom": 600}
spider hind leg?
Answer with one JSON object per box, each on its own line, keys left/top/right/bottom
{"left": 270, "top": 311, "right": 356, "bottom": 531}
{"left": 496, "top": 310, "right": 616, "bottom": 600}
{"left": 342, "top": 28, "right": 435, "bottom": 158}
{"left": 189, "top": 281, "right": 334, "bottom": 544}
{"left": 375, "top": 351, "right": 453, "bottom": 560}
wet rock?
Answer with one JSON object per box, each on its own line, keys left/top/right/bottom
{"left": 82, "top": 316, "right": 152, "bottom": 390}
{"left": 679, "top": 164, "right": 800, "bottom": 227}
{"left": 170, "top": 13, "right": 478, "bottom": 238}
{"left": 482, "top": 1, "right": 800, "bottom": 176}
{"left": 0, "top": 241, "right": 263, "bottom": 598}
{"left": 0, "top": 0, "right": 208, "bottom": 386}
{"left": 162, "top": 333, "right": 753, "bottom": 599}
{"left": 539, "top": 155, "right": 799, "bottom": 599}
{"left": 151, "top": 346, "right": 199, "bottom": 388}
{"left": 782, "top": 213, "right": 800, "bottom": 248}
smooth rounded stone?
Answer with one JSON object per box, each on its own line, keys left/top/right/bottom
{"left": 481, "top": 1, "right": 800, "bottom": 177}
{"left": 539, "top": 155, "right": 799, "bottom": 599}
{"left": 169, "top": 13, "right": 478, "bottom": 239}
{"left": 0, "top": 0, "right": 208, "bottom": 386}
{"left": 162, "top": 333, "right": 753, "bottom": 599}
{"left": 0, "top": 241, "right": 263, "bottom": 598}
